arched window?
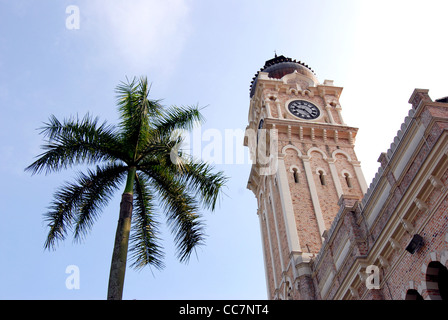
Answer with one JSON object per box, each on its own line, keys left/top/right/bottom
{"left": 293, "top": 168, "right": 299, "bottom": 184}
{"left": 257, "top": 119, "right": 264, "bottom": 143}
{"left": 344, "top": 173, "right": 353, "bottom": 188}
{"left": 318, "top": 170, "right": 326, "bottom": 186}
{"left": 426, "top": 261, "right": 448, "bottom": 300}
{"left": 405, "top": 289, "right": 423, "bottom": 300}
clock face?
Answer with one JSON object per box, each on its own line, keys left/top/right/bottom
{"left": 288, "top": 100, "right": 320, "bottom": 120}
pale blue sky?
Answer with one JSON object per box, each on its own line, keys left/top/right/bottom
{"left": 1, "top": 0, "right": 448, "bottom": 300}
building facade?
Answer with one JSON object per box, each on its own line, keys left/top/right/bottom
{"left": 244, "top": 55, "right": 448, "bottom": 300}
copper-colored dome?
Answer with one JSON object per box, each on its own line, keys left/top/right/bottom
{"left": 250, "top": 55, "right": 317, "bottom": 97}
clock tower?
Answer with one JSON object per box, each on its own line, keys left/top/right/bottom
{"left": 244, "top": 55, "right": 368, "bottom": 299}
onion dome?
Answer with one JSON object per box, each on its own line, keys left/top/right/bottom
{"left": 250, "top": 55, "right": 317, "bottom": 97}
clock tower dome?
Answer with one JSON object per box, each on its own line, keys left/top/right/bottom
{"left": 244, "top": 55, "right": 368, "bottom": 299}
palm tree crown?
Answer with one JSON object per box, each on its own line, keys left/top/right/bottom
{"left": 25, "top": 76, "right": 227, "bottom": 298}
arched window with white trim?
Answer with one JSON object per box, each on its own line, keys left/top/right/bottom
{"left": 289, "top": 165, "right": 301, "bottom": 184}
{"left": 293, "top": 169, "right": 299, "bottom": 183}
{"left": 318, "top": 169, "right": 326, "bottom": 186}
{"left": 344, "top": 172, "right": 352, "bottom": 188}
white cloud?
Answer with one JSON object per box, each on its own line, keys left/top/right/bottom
{"left": 82, "top": 0, "right": 191, "bottom": 74}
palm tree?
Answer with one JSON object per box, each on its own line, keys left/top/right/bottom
{"left": 25, "top": 76, "right": 227, "bottom": 300}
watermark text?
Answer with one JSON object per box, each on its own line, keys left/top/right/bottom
{"left": 65, "top": 264, "right": 80, "bottom": 290}
{"left": 66, "top": 5, "right": 80, "bottom": 30}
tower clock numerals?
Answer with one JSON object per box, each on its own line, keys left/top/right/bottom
{"left": 288, "top": 100, "right": 320, "bottom": 120}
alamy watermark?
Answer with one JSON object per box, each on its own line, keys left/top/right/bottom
{"left": 66, "top": 5, "right": 80, "bottom": 30}
{"left": 65, "top": 265, "right": 80, "bottom": 290}
{"left": 365, "top": 265, "right": 380, "bottom": 290}
{"left": 170, "top": 126, "right": 278, "bottom": 175}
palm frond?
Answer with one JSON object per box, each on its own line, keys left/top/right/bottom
{"left": 44, "top": 179, "right": 84, "bottom": 249}
{"left": 44, "top": 162, "right": 127, "bottom": 249}
{"left": 136, "top": 130, "right": 183, "bottom": 167}
{"left": 152, "top": 105, "right": 204, "bottom": 138}
{"left": 115, "top": 76, "right": 163, "bottom": 158}
{"left": 176, "top": 158, "right": 228, "bottom": 211}
{"left": 141, "top": 167, "right": 205, "bottom": 263}
{"left": 25, "top": 114, "right": 125, "bottom": 175}
{"left": 129, "top": 172, "right": 165, "bottom": 270}
{"left": 73, "top": 163, "right": 128, "bottom": 242}
{"left": 139, "top": 144, "right": 227, "bottom": 212}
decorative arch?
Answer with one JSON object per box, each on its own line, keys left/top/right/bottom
{"left": 287, "top": 87, "right": 299, "bottom": 96}
{"left": 304, "top": 89, "right": 314, "bottom": 98}
{"left": 307, "top": 147, "right": 327, "bottom": 159}
{"left": 282, "top": 145, "right": 303, "bottom": 157}
{"left": 420, "top": 251, "right": 448, "bottom": 300}
{"left": 401, "top": 281, "right": 424, "bottom": 300}
{"left": 341, "top": 169, "right": 353, "bottom": 178}
{"left": 425, "top": 261, "right": 448, "bottom": 300}
{"left": 332, "top": 149, "right": 352, "bottom": 162}
{"left": 315, "top": 167, "right": 327, "bottom": 175}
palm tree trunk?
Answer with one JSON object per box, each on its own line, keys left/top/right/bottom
{"left": 107, "top": 167, "right": 136, "bottom": 300}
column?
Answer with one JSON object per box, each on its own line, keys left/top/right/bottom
{"left": 327, "top": 158, "right": 343, "bottom": 199}
{"left": 302, "top": 155, "right": 326, "bottom": 239}
{"left": 277, "top": 157, "right": 302, "bottom": 253}
{"left": 268, "top": 178, "right": 285, "bottom": 273}
{"left": 352, "top": 161, "right": 368, "bottom": 194}
{"left": 336, "top": 106, "right": 345, "bottom": 125}
{"left": 262, "top": 191, "right": 278, "bottom": 290}
{"left": 257, "top": 210, "right": 272, "bottom": 298}
{"left": 325, "top": 105, "right": 335, "bottom": 124}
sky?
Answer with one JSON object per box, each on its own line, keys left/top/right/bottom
{"left": 1, "top": 0, "right": 448, "bottom": 300}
